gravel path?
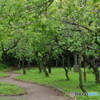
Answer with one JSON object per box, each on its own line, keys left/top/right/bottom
{"left": 0, "top": 71, "right": 73, "bottom": 100}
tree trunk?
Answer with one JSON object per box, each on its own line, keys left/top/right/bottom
{"left": 40, "top": 60, "right": 49, "bottom": 77}
{"left": 83, "top": 54, "right": 100, "bottom": 83}
{"left": 22, "top": 61, "right": 26, "bottom": 75}
{"left": 63, "top": 67, "right": 69, "bottom": 80}
{"left": 39, "top": 66, "right": 42, "bottom": 73}
{"left": 14, "top": 59, "right": 18, "bottom": 68}
{"left": 17, "top": 59, "right": 21, "bottom": 70}
{"left": 48, "top": 57, "right": 51, "bottom": 73}
{"left": 74, "top": 54, "right": 79, "bottom": 72}
{"left": 37, "top": 61, "right": 42, "bottom": 73}
{"left": 78, "top": 55, "right": 86, "bottom": 92}
{"left": 67, "top": 55, "right": 71, "bottom": 70}
{"left": 55, "top": 59, "right": 58, "bottom": 67}
{"left": 27, "top": 61, "right": 31, "bottom": 70}
{"left": 61, "top": 54, "right": 70, "bottom": 80}
{"left": 48, "top": 64, "right": 51, "bottom": 73}
{"left": 92, "top": 59, "right": 100, "bottom": 84}
{"left": 74, "top": 54, "right": 78, "bottom": 65}
{"left": 1, "top": 51, "right": 7, "bottom": 64}
{"left": 93, "top": 68, "right": 100, "bottom": 83}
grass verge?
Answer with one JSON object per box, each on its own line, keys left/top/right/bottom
{"left": 0, "top": 67, "right": 12, "bottom": 79}
{"left": 15, "top": 67, "right": 100, "bottom": 100}
{"left": 0, "top": 67, "right": 26, "bottom": 96}
{"left": 0, "top": 82, "right": 25, "bottom": 96}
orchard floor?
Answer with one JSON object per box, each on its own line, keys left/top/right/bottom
{"left": 0, "top": 71, "right": 73, "bottom": 100}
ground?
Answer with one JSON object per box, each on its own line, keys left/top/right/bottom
{"left": 0, "top": 71, "right": 73, "bottom": 100}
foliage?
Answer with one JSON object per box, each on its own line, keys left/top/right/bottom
{"left": 0, "top": 64, "right": 8, "bottom": 69}
{"left": 0, "top": 0, "right": 99, "bottom": 62}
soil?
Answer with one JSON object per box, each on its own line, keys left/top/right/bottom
{"left": 0, "top": 71, "right": 73, "bottom": 100}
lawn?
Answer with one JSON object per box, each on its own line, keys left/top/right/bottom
{"left": 0, "top": 67, "right": 12, "bottom": 78}
{"left": 0, "top": 66, "right": 25, "bottom": 96}
{"left": 0, "top": 82, "right": 25, "bottom": 96}
{"left": 15, "top": 67, "right": 100, "bottom": 100}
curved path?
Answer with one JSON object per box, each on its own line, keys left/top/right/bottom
{"left": 0, "top": 72, "right": 73, "bottom": 100}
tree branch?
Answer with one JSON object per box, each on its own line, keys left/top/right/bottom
{"left": 6, "top": 38, "right": 21, "bottom": 52}
{"left": 63, "top": 21, "right": 93, "bottom": 32}
{"left": 37, "top": 0, "right": 54, "bottom": 16}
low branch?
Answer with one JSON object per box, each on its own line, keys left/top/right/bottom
{"left": 82, "top": 54, "right": 93, "bottom": 68}
{"left": 37, "top": 0, "right": 54, "bottom": 16}
{"left": 87, "top": 46, "right": 99, "bottom": 52}
{"left": 63, "top": 21, "right": 93, "bottom": 32}
{"left": 5, "top": 38, "right": 20, "bottom": 52}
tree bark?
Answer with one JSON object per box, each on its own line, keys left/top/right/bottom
{"left": 17, "top": 59, "right": 21, "bottom": 70}
{"left": 78, "top": 55, "right": 86, "bottom": 92}
{"left": 73, "top": 54, "right": 79, "bottom": 72}
{"left": 93, "top": 68, "right": 100, "bottom": 83}
{"left": 61, "top": 54, "right": 70, "bottom": 80}
{"left": 45, "top": 57, "right": 51, "bottom": 73}
{"left": 22, "top": 61, "right": 26, "bottom": 75}
{"left": 83, "top": 54, "right": 100, "bottom": 83}
{"left": 74, "top": 54, "right": 78, "bottom": 65}
{"left": 14, "top": 58, "right": 18, "bottom": 68}
{"left": 40, "top": 60, "right": 49, "bottom": 77}
{"left": 55, "top": 59, "right": 58, "bottom": 67}
{"left": 48, "top": 64, "right": 51, "bottom": 73}
{"left": 37, "top": 61, "right": 42, "bottom": 73}
{"left": 63, "top": 67, "right": 69, "bottom": 80}
{"left": 27, "top": 61, "right": 31, "bottom": 70}
{"left": 67, "top": 54, "right": 71, "bottom": 70}
{"left": 39, "top": 66, "right": 42, "bottom": 73}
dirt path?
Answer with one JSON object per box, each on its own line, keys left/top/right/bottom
{"left": 0, "top": 71, "right": 73, "bottom": 100}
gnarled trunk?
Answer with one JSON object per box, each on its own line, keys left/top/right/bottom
{"left": 93, "top": 68, "right": 100, "bottom": 83}
{"left": 83, "top": 54, "right": 100, "bottom": 83}
{"left": 78, "top": 54, "right": 86, "bottom": 92}
{"left": 40, "top": 60, "right": 49, "bottom": 77}
{"left": 61, "top": 54, "right": 70, "bottom": 80}
{"left": 63, "top": 67, "right": 69, "bottom": 80}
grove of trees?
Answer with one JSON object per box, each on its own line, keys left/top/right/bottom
{"left": 0, "top": 0, "right": 100, "bottom": 92}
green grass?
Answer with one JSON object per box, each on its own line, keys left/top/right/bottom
{"left": 0, "top": 82, "right": 25, "bottom": 95}
{"left": 0, "top": 67, "right": 12, "bottom": 79}
{"left": 15, "top": 67, "right": 100, "bottom": 100}
{"left": 0, "top": 72, "right": 9, "bottom": 79}
{"left": 0, "top": 67, "right": 26, "bottom": 96}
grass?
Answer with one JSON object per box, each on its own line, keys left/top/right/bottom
{"left": 15, "top": 67, "right": 100, "bottom": 100}
{"left": 0, "top": 67, "right": 12, "bottom": 79}
{"left": 0, "top": 72, "right": 9, "bottom": 79}
{"left": 0, "top": 67, "right": 26, "bottom": 96}
{"left": 0, "top": 82, "right": 25, "bottom": 95}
